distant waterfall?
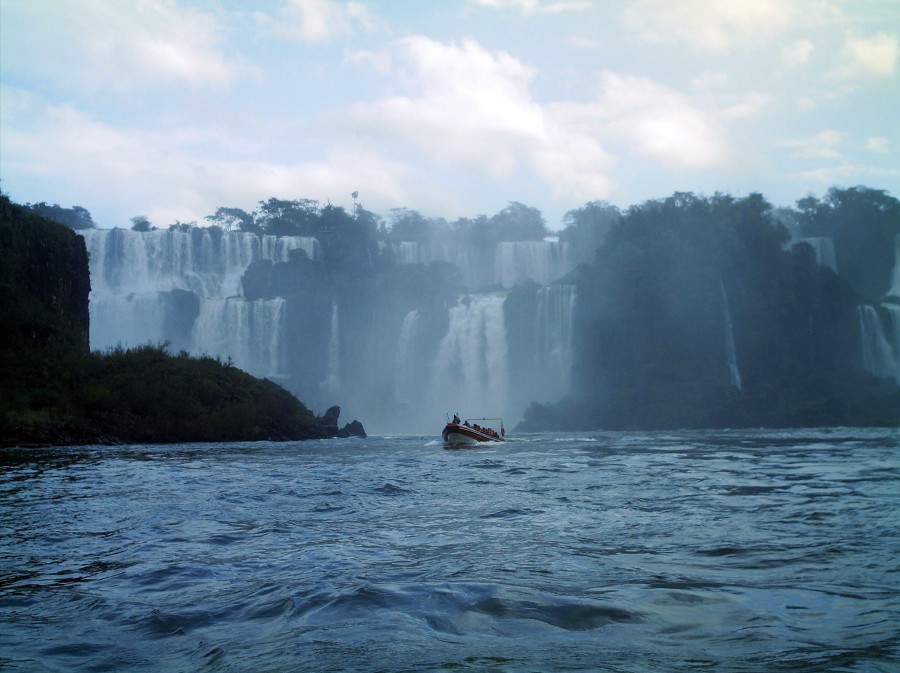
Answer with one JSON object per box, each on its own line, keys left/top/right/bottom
{"left": 890, "top": 234, "right": 900, "bottom": 298}
{"left": 80, "top": 228, "right": 316, "bottom": 377}
{"left": 393, "top": 309, "right": 419, "bottom": 404}
{"left": 322, "top": 302, "right": 342, "bottom": 396}
{"left": 428, "top": 294, "right": 509, "bottom": 421}
{"left": 720, "top": 281, "right": 743, "bottom": 391}
{"left": 859, "top": 305, "right": 900, "bottom": 382}
{"left": 794, "top": 237, "right": 837, "bottom": 272}
{"left": 494, "top": 241, "right": 572, "bottom": 288}
{"left": 192, "top": 297, "right": 286, "bottom": 378}
{"left": 535, "top": 285, "right": 576, "bottom": 401}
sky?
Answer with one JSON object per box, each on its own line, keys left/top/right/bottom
{"left": 1, "top": 0, "right": 898, "bottom": 231}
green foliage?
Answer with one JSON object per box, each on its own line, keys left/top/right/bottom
{"left": 794, "top": 186, "right": 900, "bottom": 301}
{"left": 205, "top": 206, "right": 257, "bottom": 233}
{"left": 523, "top": 189, "right": 900, "bottom": 431}
{"left": 1, "top": 198, "right": 321, "bottom": 446}
{"left": 130, "top": 215, "right": 152, "bottom": 232}
{"left": 255, "top": 197, "right": 319, "bottom": 236}
{"left": 24, "top": 202, "right": 95, "bottom": 230}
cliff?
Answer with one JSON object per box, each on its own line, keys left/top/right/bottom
{"left": 0, "top": 195, "right": 344, "bottom": 446}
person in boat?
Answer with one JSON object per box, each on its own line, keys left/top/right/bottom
{"left": 452, "top": 414, "right": 461, "bottom": 424}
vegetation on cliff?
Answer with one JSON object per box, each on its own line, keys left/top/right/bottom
{"left": 519, "top": 189, "right": 900, "bottom": 430}
{"left": 1, "top": 195, "right": 324, "bottom": 446}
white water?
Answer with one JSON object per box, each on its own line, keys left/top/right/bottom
{"left": 858, "top": 305, "right": 900, "bottom": 382}
{"left": 321, "top": 302, "right": 342, "bottom": 397}
{"left": 82, "top": 229, "right": 316, "bottom": 353}
{"left": 890, "top": 234, "right": 900, "bottom": 298}
{"left": 534, "top": 284, "right": 576, "bottom": 402}
{"left": 494, "top": 241, "right": 572, "bottom": 288}
{"left": 192, "top": 297, "right": 287, "bottom": 378}
{"left": 427, "top": 294, "right": 510, "bottom": 427}
{"left": 794, "top": 236, "right": 837, "bottom": 271}
{"left": 720, "top": 281, "right": 743, "bottom": 391}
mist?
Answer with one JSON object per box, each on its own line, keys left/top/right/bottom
{"left": 74, "top": 187, "right": 900, "bottom": 434}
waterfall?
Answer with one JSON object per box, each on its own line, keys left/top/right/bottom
{"left": 858, "top": 305, "right": 900, "bottom": 382}
{"left": 191, "top": 297, "right": 286, "bottom": 378}
{"left": 321, "top": 302, "right": 341, "bottom": 396}
{"left": 428, "top": 294, "right": 509, "bottom": 422}
{"left": 890, "top": 234, "right": 900, "bottom": 298}
{"left": 393, "top": 309, "right": 419, "bottom": 405}
{"left": 794, "top": 237, "right": 837, "bottom": 271}
{"left": 720, "top": 281, "right": 743, "bottom": 391}
{"left": 534, "top": 285, "right": 576, "bottom": 401}
{"left": 494, "top": 240, "right": 572, "bottom": 288}
{"left": 80, "top": 228, "right": 315, "bottom": 378}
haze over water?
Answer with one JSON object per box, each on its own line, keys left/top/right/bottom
{"left": 2, "top": 428, "right": 897, "bottom": 672}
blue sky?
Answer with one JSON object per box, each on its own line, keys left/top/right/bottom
{"left": 1, "top": 0, "right": 898, "bottom": 230}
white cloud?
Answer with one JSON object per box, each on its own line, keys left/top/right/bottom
{"left": 865, "top": 137, "right": 890, "bottom": 154}
{"left": 341, "top": 36, "right": 615, "bottom": 204}
{"left": 624, "top": 0, "right": 794, "bottom": 52}
{"left": 833, "top": 31, "right": 899, "bottom": 79}
{"left": 780, "top": 130, "right": 844, "bottom": 159}
{"left": 784, "top": 39, "right": 815, "bottom": 66}
{"left": 554, "top": 72, "right": 727, "bottom": 169}
{"left": 256, "top": 0, "right": 379, "bottom": 43}
{"left": 468, "top": 0, "right": 591, "bottom": 16}
{"left": 0, "top": 0, "right": 246, "bottom": 92}
{"left": 793, "top": 163, "right": 900, "bottom": 184}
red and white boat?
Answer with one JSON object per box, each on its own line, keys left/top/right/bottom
{"left": 442, "top": 416, "right": 505, "bottom": 445}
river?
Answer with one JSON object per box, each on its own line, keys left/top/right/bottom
{"left": 1, "top": 428, "right": 898, "bottom": 672}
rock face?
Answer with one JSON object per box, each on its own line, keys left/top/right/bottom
{"left": 1, "top": 196, "right": 370, "bottom": 446}
{"left": 0, "top": 196, "right": 91, "bottom": 351}
{"left": 316, "top": 405, "right": 367, "bottom": 438}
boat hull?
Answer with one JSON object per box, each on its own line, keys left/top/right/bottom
{"left": 442, "top": 423, "right": 503, "bottom": 444}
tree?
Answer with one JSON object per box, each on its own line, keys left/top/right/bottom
{"left": 387, "top": 208, "right": 430, "bottom": 241}
{"left": 26, "top": 202, "right": 95, "bottom": 230}
{"left": 205, "top": 207, "right": 255, "bottom": 232}
{"left": 561, "top": 201, "right": 621, "bottom": 264}
{"left": 255, "top": 198, "right": 319, "bottom": 236}
{"left": 130, "top": 215, "right": 152, "bottom": 232}
{"left": 489, "top": 202, "right": 547, "bottom": 241}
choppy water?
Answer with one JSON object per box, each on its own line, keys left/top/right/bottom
{"left": 1, "top": 429, "right": 898, "bottom": 672}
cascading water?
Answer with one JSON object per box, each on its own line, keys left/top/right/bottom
{"left": 720, "top": 281, "right": 743, "bottom": 391}
{"left": 794, "top": 237, "right": 837, "bottom": 272}
{"left": 80, "top": 227, "right": 582, "bottom": 431}
{"left": 857, "top": 305, "right": 899, "bottom": 382}
{"left": 427, "top": 294, "right": 510, "bottom": 424}
{"left": 321, "top": 302, "right": 341, "bottom": 396}
{"left": 192, "top": 297, "right": 287, "bottom": 378}
{"left": 393, "top": 309, "right": 419, "bottom": 406}
{"left": 534, "top": 285, "right": 576, "bottom": 401}
{"left": 494, "top": 240, "right": 572, "bottom": 288}
{"left": 890, "top": 234, "right": 900, "bottom": 298}
{"left": 80, "top": 228, "right": 316, "bottom": 363}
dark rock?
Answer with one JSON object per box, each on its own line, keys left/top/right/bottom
{"left": 337, "top": 420, "right": 367, "bottom": 438}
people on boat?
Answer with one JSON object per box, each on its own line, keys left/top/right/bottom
{"left": 452, "top": 414, "right": 460, "bottom": 424}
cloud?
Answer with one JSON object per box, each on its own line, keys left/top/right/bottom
{"left": 256, "top": 0, "right": 379, "bottom": 43}
{"left": 793, "top": 163, "right": 900, "bottom": 184}
{"left": 342, "top": 36, "right": 615, "bottom": 203}
{"left": 866, "top": 137, "right": 890, "bottom": 154}
{"left": 783, "top": 39, "right": 815, "bottom": 66}
{"left": 624, "top": 0, "right": 793, "bottom": 52}
{"left": 553, "top": 72, "right": 728, "bottom": 169}
{"left": 833, "top": 31, "right": 899, "bottom": 79}
{"left": 0, "top": 0, "right": 246, "bottom": 92}
{"left": 467, "top": 0, "right": 591, "bottom": 16}
{"left": 780, "top": 130, "right": 844, "bottom": 159}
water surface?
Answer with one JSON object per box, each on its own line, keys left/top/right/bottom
{"left": 1, "top": 428, "right": 898, "bottom": 672}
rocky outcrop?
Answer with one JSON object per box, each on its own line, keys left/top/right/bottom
{"left": 316, "top": 405, "right": 367, "bottom": 438}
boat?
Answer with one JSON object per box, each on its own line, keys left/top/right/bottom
{"left": 442, "top": 416, "right": 505, "bottom": 445}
